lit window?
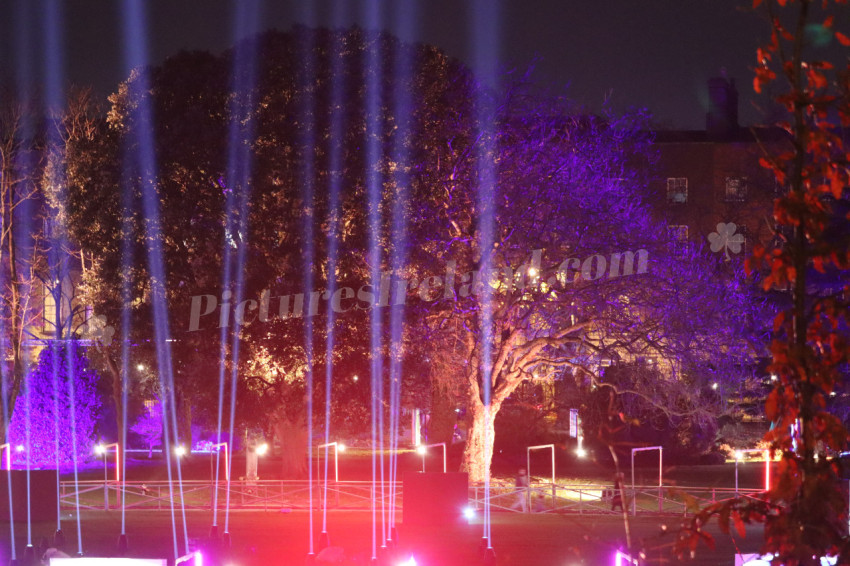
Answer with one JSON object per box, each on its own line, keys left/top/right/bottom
{"left": 725, "top": 177, "right": 747, "bottom": 202}
{"left": 666, "top": 178, "right": 688, "bottom": 203}
{"left": 43, "top": 285, "right": 57, "bottom": 332}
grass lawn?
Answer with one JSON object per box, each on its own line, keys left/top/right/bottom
{"left": 0, "top": 509, "right": 762, "bottom": 565}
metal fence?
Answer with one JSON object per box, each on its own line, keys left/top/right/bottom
{"left": 60, "top": 480, "right": 761, "bottom": 516}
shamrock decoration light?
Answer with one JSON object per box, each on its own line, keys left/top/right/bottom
{"left": 707, "top": 222, "right": 745, "bottom": 261}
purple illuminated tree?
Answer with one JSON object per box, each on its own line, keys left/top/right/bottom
{"left": 8, "top": 341, "right": 101, "bottom": 468}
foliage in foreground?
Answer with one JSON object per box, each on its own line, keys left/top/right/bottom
{"left": 675, "top": 1, "right": 850, "bottom": 564}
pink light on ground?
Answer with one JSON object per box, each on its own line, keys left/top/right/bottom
{"left": 615, "top": 550, "right": 638, "bottom": 565}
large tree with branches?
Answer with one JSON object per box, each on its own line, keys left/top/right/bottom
{"left": 404, "top": 93, "right": 758, "bottom": 481}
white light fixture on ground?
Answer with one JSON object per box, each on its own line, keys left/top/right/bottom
{"left": 49, "top": 559, "right": 167, "bottom": 565}
{"left": 417, "top": 442, "right": 447, "bottom": 473}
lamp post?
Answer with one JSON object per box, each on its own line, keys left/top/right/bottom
{"left": 734, "top": 448, "right": 773, "bottom": 493}
{"left": 416, "top": 443, "right": 447, "bottom": 473}
{"left": 316, "top": 442, "right": 345, "bottom": 483}
{"left": 94, "top": 443, "right": 120, "bottom": 510}
{"left": 210, "top": 442, "right": 229, "bottom": 482}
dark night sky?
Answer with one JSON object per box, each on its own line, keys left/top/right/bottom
{"left": 0, "top": 0, "right": 839, "bottom": 129}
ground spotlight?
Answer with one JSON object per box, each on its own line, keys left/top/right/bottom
{"left": 338, "top": 443, "right": 346, "bottom": 452}
{"left": 256, "top": 443, "right": 269, "bottom": 456}
{"left": 174, "top": 445, "right": 187, "bottom": 457}
{"left": 463, "top": 507, "right": 476, "bottom": 520}
{"left": 94, "top": 444, "right": 105, "bottom": 455}
{"left": 576, "top": 448, "right": 587, "bottom": 458}
{"left": 416, "top": 445, "right": 427, "bottom": 455}
{"left": 14, "top": 445, "right": 24, "bottom": 453}
{"left": 175, "top": 550, "right": 203, "bottom": 566}
{"left": 397, "top": 557, "right": 417, "bottom": 566}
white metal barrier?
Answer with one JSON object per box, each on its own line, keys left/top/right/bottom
{"left": 59, "top": 479, "right": 762, "bottom": 516}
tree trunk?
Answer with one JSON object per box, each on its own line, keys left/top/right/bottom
{"left": 275, "top": 416, "right": 307, "bottom": 478}
{"left": 177, "top": 390, "right": 192, "bottom": 452}
{"left": 105, "top": 351, "right": 124, "bottom": 443}
{"left": 462, "top": 402, "right": 500, "bottom": 483}
{"left": 429, "top": 381, "right": 457, "bottom": 446}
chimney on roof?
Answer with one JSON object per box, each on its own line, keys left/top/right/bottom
{"left": 706, "top": 76, "right": 739, "bottom": 137}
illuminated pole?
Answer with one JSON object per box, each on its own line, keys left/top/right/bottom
{"left": 733, "top": 448, "right": 772, "bottom": 493}
{"left": 95, "top": 443, "right": 120, "bottom": 510}
{"left": 210, "top": 443, "right": 229, "bottom": 482}
{"left": 526, "top": 444, "right": 556, "bottom": 486}
{"left": 317, "top": 442, "right": 345, "bottom": 483}
{"left": 416, "top": 443, "right": 446, "bottom": 473}
{"left": 0, "top": 444, "right": 12, "bottom": 470}
{"left": 630, "top": 446, "right": 662, "bottom": 515}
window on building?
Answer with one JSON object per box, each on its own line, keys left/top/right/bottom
{"left": 43, "top": 285, "right": 56, "bottom": 333}
{"left": 667, "top": 225, "right": 689, "bottom": 254}
{"left": 725, "top": 176, "right": 747, "bottom": 201}
{"left": 666, "top": 177, "right": 688, "bottom": 203}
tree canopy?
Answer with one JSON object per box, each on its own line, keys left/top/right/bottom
{"left": 64, "top": 26, "right": 756, "bottom": 482}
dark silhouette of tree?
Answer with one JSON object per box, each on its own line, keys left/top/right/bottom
{"left": 130, "top": 399, "right": 162, "bottom": 458}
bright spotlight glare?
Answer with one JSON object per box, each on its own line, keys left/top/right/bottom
{"left": 397, "top": 557, "right": 417, "bottom": 566}
{"left": 734, "top": 450, "right": 744, "bottom": 460}
{"left": 174, "top": 445, "right": 187, "bottom": 457}
{"left": 256, "top": 443, "right": 269, "bottom": 456}
{"left": 338, "top": 443, "right": 346, "bottom": 453}
{"left": 94, "top": 444, "right": 105, "bottom": 455}
{"left": 711, "top": 382, "right": 719, "bottom": 390}
{"left": 416, "top": 445, "right": 427, "bottom": 455}
{"left": 136, "top": 363, "right": 145, "bottom": 371}
{"left": 576, "top": 448, "right": 587, "bottom": 458}
{"left": 463, "top": 507, "right": 476, "bottom": 519}
{"left": 14, "top": 445, "right": 24, "bottom": 453}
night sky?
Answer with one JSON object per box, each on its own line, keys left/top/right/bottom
{"left": 0, "top": 0, "right": 823, "bottom": 129}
